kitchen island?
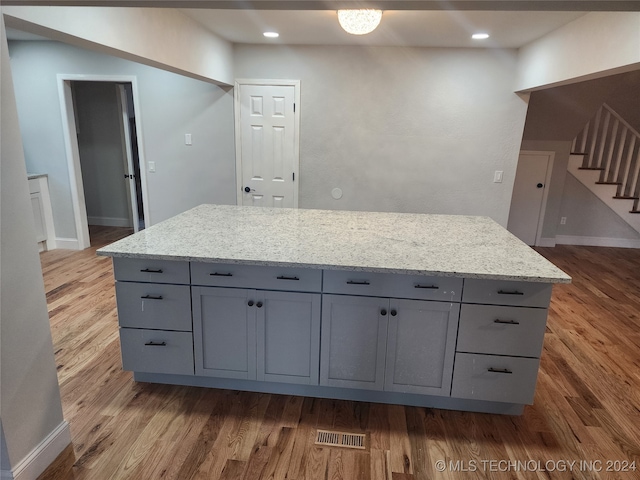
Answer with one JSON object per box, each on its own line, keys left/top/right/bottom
{"left": 97, "top": 204, "right": 570, "bottom": 415}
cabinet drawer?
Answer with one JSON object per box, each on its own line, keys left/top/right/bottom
{"left": 191, "top": 263, "right": 322, "bottom": 292}
{"left": 116, "top": 282, "right": 192, "bottom": 331}
{"left": 323, "top": 270, "right": 462, "bottom": 302}
{"left": 457, "top": 304, "right": 548, "bottom": 358}
{"left": 119, "top": 328, "right": 194, "bottom": 375}
{"left": 113, "top": 257, "right": 190, "bottom": 285}
{"left": 451, "top": 353, "right": 540, "bottom": 405}
{"left": 462, "top": 279, "right": 552, "bottom": 307}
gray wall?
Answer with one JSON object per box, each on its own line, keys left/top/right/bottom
{"left": 234, "top": 45, "right": 528, "bottom": 226}
{"left": 1, "top": 19, "right": 66, "bottom": 471}
{"left": 73, "top": 81, "right": 132, "bottom": 226}
{"left": 8, "top": 40, "right": 236, "bottom": 241}
{"left": 558, "top": 174, "right": 640, "bottom": 240}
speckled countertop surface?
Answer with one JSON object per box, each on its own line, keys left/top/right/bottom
{"left": 97, "top": 204, "right": 571, "bottom": 283}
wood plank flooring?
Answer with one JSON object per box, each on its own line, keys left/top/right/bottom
{"left": 37, "top": 229, "right": 640, "bottom": 479}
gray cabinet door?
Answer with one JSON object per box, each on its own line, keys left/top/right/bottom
{"left": 256, "top": 291, "right": 321, "bottom": 385}
{"left": 384, "top": 299, "right": 459, "bottom": 395}
{"left": 320, "top": 295, "right": 389, "bottom": 390}
{"left": 192, "top": 286, "right": 257, "bottom": 380}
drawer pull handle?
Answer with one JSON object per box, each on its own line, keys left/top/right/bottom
{"left": 497, "top": 290, "right": 524, "bottom": 295}
{"left": 488, "top": 367, "right": 512, "bottom": 374}
{"left": 140, "top": 268, "right": 163, "bottom": 274}
{"left": 415, "top": 284, "right": 439, "bottom": 289}
{"left": 346, "top": 280, "right": 370, "bottom": 285}
{"left": 210, "top": 272, "right": 233, "bottom": 277}
{"left": 248, "top": 300, "right": 254, "bottom": 307}
{"left": 494, "top": 319, "right": 519, "bottom": 325}
{"left": 380, "top": 309, "right": 387, "bottom": 316}
{"left": 277, "top": 276, "right": 300, "bottom": 281}
{"left": 256, "top": 302, "right": 263, "bottom": 308}
{"left": 390, "top": 310, "right": 397, "bottom": 316}
{"left": 144, "top": 341, "right": 167, "bottom": 347}
{"left": 141, "top": 295, "right": 163, "bottom": 300}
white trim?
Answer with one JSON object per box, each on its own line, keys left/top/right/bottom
{"left": 87, "top": 216, "right": 132, "bottom": 228}
{"left": 57, "top": 74, "right": 151, "bottom": 250}
{"left": 555, "top": 235, "right": 640, "bottom": 248}
{"left": 518, "top": 150, "right": 556, "bottom": 247}
{"left": 54, "top": 237, "right": 80, "bottom": 250}
{"left": 234, "top": 79, "right": 301, "bottom": 208}
{"left": 1, "top": 421, "right": 71, "bottom": 480}
{"left": 537, "top": 237, "right": 557, "bottom": 247}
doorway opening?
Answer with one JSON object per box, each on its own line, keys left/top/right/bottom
{"left": 59, "top": 74, "right": 149, "bottom": 249}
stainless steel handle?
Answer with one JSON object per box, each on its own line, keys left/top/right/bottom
{"left": 141, "top": 295, "right": 163, "bottom": 300}
{"left": 140, "top": 268, "right": 163, "bottom": 274}
{"left": 144, "top": 341, "right": 166, "bottom": 347}
{"left": 415, "top": 284, "right": 439, "bottom": 289}
{"left": 346, "top": 280, "right": 370, "bottom": 285}
{"left": 277, "top": 276, "right": 300, "bottom": 281}
{"left": 497, "top": 290, "right": 524, "bottom": 296}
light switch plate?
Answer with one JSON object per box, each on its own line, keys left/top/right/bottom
{"left": 493, "top": 171, "right": 503, "bottom": 183}
{"left": 148, "top": 161, "right": 156, "bottom": 173}
{"left": 185, "top": 133, "right": 192, "bottom": 145}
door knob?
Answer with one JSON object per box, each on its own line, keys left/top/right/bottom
{"left": 244, "top": 186, "right": 251, "bottom": 193}
{"left": 536, "top": 183, "right": 544, "bottom": 188}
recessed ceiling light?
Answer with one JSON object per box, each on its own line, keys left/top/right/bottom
{"left": 472, "top": 33, "right": 490, "bottom": 40}
{"left": 263, "top": 32, "right": 279, "bottom": 38}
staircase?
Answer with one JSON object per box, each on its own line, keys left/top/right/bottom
{"left": 569, "top": 103, "right": 640, "bottom": 234}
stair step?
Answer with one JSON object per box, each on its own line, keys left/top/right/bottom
{"left": 579, "top": 167, "right": 605, "bottom": 171}
{"left": 595, "top": 181, "right": 622, "bottom": 185}
{"left": 613, "top": 195, "right": 640, "bottom": 200}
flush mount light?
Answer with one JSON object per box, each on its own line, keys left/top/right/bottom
{"left": 263, "top": 32, "right": 279, "bottom": 38}
{"left": 337, "top": 9, "right": 382, "bottom": 35}
{"left": 472, "top": 33, "right": 490, "bottom": 40}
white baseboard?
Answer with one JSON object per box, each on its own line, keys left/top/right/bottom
{"left": 88, "top": 216, "right": 131, "bottom": 228}
{"left": 555, "top": 235, "right": 640, "bottom": 248}
{"left": 54, "top": 237, "right": 80, "bottom": 250}
{"left": 1, "top": 422, "right": 71, "bottom": 480}
{"left": 537, "top": 237, "right": 557, "bottom": 247}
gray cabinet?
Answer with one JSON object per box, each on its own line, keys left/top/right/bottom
{"left": 320, "top": 295, "right": 389, "bottom": 390}
{"left": 192, "top": 287, "right": 257, "bottom": 380}
{"left": 257, "top": 290, "right": 321, "bottom": 385}
{"left": 385, "top": 299, "right": 459, "bottom": 395}
{"left": 192, "top": 286, "right": 321, "bottom": 384}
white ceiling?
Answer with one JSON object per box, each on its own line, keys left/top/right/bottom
{"left": 180, "top": 10, "right": 587, "bottom": 48}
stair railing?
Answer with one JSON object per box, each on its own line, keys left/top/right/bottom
{"left": 572, "top": 103, "right": 640, "bottom": 211}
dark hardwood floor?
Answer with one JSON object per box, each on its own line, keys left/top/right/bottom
{"left": 37, "top": 229, "right": 640, "bottom": 479}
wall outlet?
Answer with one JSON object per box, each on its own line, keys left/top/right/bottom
{"left": 560, "top": 217, "right": 567, "bottom": 225}
{"left": 493, "top": 171, "right": 503, "bottom": 183}
{"left": 148, "top": 161, "right": 156, "bottom": 173}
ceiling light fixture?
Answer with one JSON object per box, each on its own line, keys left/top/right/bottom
{"left": 472, "top": 33, "right": 490, "bottom": 40}
{"left": 337, "top": 9, "right": 382, "bottom": 35}
{"left": 263, "top": 31, "right": 279, "bottom": 38}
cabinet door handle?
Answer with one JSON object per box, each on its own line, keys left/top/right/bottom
{"left": 494, "top": 319, "right": 519, "bottom": 325}
{"left": 256, "top": 302, "right": 263, "bottom": 308}
{"left": 497, "top": 290, "right": 524, "bottom": 296}
{"left": 277, "top": 276, "right": 299, "bottom": 281}
{"left": 144, "top": 341, "right": 167, "bottom": 347}
{"left": 210, "top": 272, "right": 233, "bottom": 277}
{"left": 415, "top": 284, "right": 439, "bottom": 289}
{"left": 390, "top": 310, "right": 397, "bottom": 316}
{"left": 488, "top": 367, "right": 512, "bottom": 374}
{"left": 140, "top": 268, "right": 163, "bottom": 274}
{"left": 380, "top": 309, "right": 387, "bottom": 316}
{"left": 248, "top": 300, "right": 254, "bottom": 307}
{"left": 141, "top": 295, "right": 163, "bottom": 300}
{"left": 346, "top": 280, "right": 370, "bottom": 285}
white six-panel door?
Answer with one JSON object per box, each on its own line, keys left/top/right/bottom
{"left": 235, "top": 81, "right": 300, "bottom": 208}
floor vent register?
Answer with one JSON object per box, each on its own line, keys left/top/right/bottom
{"left": 315, "top": 430, "right": 366, "bottom": 450}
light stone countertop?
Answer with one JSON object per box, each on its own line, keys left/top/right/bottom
{"left": 97, "top": 204, "right": 571, "bottom": 283}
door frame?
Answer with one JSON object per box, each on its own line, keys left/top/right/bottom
{"left": 234, "top": 79, "right": 301, "bottom": 208}
{"left": 57, "top": 74, "right": 150, "bottom": 250}
{"left": 511, "top": 150, "right": 555, "bottom": 247}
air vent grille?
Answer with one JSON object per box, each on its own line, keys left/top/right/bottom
{"left": 315, "top": 430, "right": 366, "bottom": 450}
